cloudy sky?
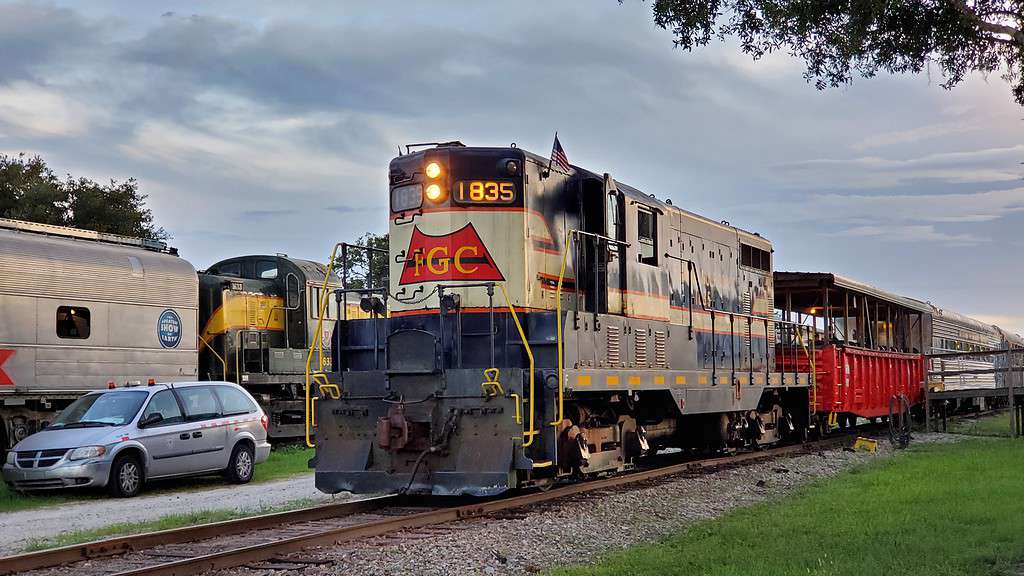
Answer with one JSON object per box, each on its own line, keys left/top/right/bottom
{"left": 2, "top": 1, "right": 1022, "bottom": 332}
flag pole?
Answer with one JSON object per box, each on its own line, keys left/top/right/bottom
{"left": 546, "top": 131, "right": 557, "bottom": 175}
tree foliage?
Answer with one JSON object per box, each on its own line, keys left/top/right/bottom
{"left": 0, "top": 153, "right": 168, "bottom": 240}
{"left": 334, "top": 232, "right": 389, "bottom": 290}
{"left": 648, "top": 0, "right": 1024, "bottom": 105}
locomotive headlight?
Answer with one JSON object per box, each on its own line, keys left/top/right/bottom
{"left": 425, "top": 183, "right": 444, "bottom": 202}
{"left": 425, "top": 162, "right": 442, "bottom": 179}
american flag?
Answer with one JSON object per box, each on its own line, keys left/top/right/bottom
{"left": 549, "top": 133, "right": 570, "bottom": 172}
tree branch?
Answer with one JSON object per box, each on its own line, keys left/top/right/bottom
{"left": 952, "top": 0, "right": 1024, "bottom": 46}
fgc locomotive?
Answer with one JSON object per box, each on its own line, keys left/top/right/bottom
{"left": 313, "top": 141, "right": 814, "bottom": 496}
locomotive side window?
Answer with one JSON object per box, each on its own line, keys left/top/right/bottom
{"left": 255, "top": 260, "right": 278, "bottom": 279}
{"left": 637, "top": 207, "right": 657, "bottom": 266}
{"left": 740, "top": 243, "right": 771, "bottom": 272}
{"left": 218, "top": 262, "right": 242, "bottom": 277}
{"left": 56, "top": 306, "right": 91, "bottom": 339}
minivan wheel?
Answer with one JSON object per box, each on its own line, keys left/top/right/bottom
{"left": 226, "top": 443, "right": 255, "bottom": 484}
{"left": 108, "top": 453, "right": 142, "bottom": 497}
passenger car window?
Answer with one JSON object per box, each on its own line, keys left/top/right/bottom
{"left": 141, "top": 390, "right": 184, "bottom": 425}
{"left": 214, "top": 386, "right": 258, "bottom": 416}
{"left": 255, "top": 260, "right": 278, "bottom": 279}
{"left": 176, "top": 386, "right": 222, "bottom": 421}
{"left": 56, "top": 306, "right": 90, "bottom": 339}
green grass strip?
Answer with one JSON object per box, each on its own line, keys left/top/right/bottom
{"left": 552, "top": 438, "right": 1024, "bottom": 576}
{"left": 22, "top": 498, "right": 318, "bottom": 552}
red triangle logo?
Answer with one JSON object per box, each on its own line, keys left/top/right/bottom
{"left": 0, "top": 349, "right": 14, "bottom": 386}
{"left": 399, "top": 224, "right": 504, "bottom": 285}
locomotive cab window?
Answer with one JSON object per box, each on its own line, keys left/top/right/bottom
{"left": 740, "top": 243, "right": 771, "bottom": 272}
{"left": 56, "top": 306, "right": 90, "bottom": 339}
{"left": 255, "top": 260, "right": 278, "bottom": 279}
{"left": 217, "top": 262, "right": 242, "bottom": 277}
{"left": 637, "top": 207, "right": 657, "bottom": 266}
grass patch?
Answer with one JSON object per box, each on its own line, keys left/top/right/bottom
{"left": 0, "top": 445, "right": 313, "bottom": 514}
{"left": 552, "top": 438, "right": 1024, "bottom": 576}
{"left": 948, "top": 411, "right": 1015, "bottom": 437}
{"left": 23, "top": 498, "right": 318, "bottom": 552}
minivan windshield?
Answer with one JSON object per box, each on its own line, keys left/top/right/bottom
{"left": 50, "top": 390, "right": 149, "bottom": 429}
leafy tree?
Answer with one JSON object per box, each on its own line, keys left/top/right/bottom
{"left": 647, "top": 0, "right": 1024, "bottom": 105}
{"left": 0, "top": 153, "right": 168, "bottom": 240}
{"left": 334, "top": 232, "right": 389, "bottom": 290}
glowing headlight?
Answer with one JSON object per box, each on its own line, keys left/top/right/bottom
{"left": 425, "top": 184, "right": 443, "bottom": 201}
{"left": 68, "top": 446, "right": 106, "bottom": 461}
{"left": 425, "top": 162, "right": 442, "bottom": 179}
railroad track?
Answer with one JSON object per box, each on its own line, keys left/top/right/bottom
{"left": 2, "top": 436, "right": 857, "bottom": 576}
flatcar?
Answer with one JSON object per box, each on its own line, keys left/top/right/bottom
{"left": 313, "top": 141, "right": 811, "bottom": 496}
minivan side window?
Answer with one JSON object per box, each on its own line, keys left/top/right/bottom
{"left": 176, "top": 386, "right": 222, "bottom": 421}
{"left": 141, "top": 390, "right": 184, "bottom": 425}
{"left": 214, "top": 386, "right": 258, "bottom": 416}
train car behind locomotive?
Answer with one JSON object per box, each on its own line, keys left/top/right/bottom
{"left": 313, "top": 141, "right": 810, "bottom": 496}
{"left": 0, "top": 218, "right": 198, "bottom": 449}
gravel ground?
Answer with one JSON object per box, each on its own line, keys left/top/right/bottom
{"left": 220, "top": 433, "right": 962, "bottom": 576}
{"left": 0, "top": 473, "right": 342, "bottom": 555}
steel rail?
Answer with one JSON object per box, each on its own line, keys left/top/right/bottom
{"left": 0, "top": 495, "right": 396, "bottom": 575}
{"left": 109, "top": 440, "right": 842, "bottom": 576}
{"left": 3, "top": 435, "right": 860, "bottom": 576}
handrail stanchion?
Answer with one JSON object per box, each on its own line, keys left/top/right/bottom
{"left": 499, "top": 284, "right": 536, "bottom": 447}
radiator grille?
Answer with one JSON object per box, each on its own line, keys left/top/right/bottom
{"left": 654, "top": 330, "right": 667, "bottom": 367}
{"left": 634, "top": 329, "right": 648, "bottom": 367}
{"left": 606, "top": 325, "right": 621, "bottom": 366}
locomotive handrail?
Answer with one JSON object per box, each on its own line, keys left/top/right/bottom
{"left": 498, "top": 283, "right": 538, "bottom": 447}
{"left": 429, "top": 281, "right": 538, "bottom": 447}
{"left": 305, "top": 241, "right": 344, "bottom": 448}
{"left": 197, "top": 334, "right": 228, "bottom": 380}
{"left": 554, "top": 229, "right": 627, "bottom": 427}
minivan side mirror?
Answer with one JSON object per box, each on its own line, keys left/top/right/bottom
{"left": 138, "top": 413, "right": 163, "bottom": 428}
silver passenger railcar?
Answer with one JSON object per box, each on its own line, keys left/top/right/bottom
{"left": 0, "top": 218, "right": 198, "bottom": 449}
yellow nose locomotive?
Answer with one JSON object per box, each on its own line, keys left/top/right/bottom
{"left": 312, "top": 141, "right": 811, "bottom": 496}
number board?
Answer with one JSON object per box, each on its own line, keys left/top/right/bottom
{"left": 454, "top": 180, "right": 516, "bottom": 205}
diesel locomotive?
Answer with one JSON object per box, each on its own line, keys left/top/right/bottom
{"left": 313, "top": 142, "right": 813, "bottom": 496}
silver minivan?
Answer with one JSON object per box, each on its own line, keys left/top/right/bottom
{"left": 2, "top": 381, "right": 272, "bottom": 497}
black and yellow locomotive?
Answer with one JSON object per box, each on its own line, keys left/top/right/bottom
{"left": 199, "top": 255, "right": 354, "bottom": 439}
{"left": 313, "top": 142, "right": 810, "bottom": 496}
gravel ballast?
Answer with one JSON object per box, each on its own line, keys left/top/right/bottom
{"left": 226, "top": 433, "right": 961, "bottom": 576}
{"left": 0, "top": 474, "right": 335, "bottom": 555}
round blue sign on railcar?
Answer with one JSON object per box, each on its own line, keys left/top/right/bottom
{"left": 157, "top": 309, "right": 182, "bottom": 349}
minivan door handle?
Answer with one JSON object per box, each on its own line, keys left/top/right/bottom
{"left": 179, "top": 433, "right": 190, "bottom": 440}
{"left": 192, "top": 431, "right": 203, "bottom": 438}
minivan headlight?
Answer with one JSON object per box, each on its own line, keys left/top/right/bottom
{"left": 4, "top": 451, "right": 14, "bottom": 465}
{"left": 68, "top": 446, "right": 106, "bottom": 461}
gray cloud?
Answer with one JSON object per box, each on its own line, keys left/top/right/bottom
{"left": 2, "top": 1, "right": 1023, "bottom": 331}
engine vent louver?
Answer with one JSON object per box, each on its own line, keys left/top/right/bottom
{"left": 606, "top": 325, "right": 621, "bottom": 367}
{"left": 635, "top": 329, "right": 648, "bottom": 367}
{"left": 654, "top": 330, "right": 667, "bottom": 368}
